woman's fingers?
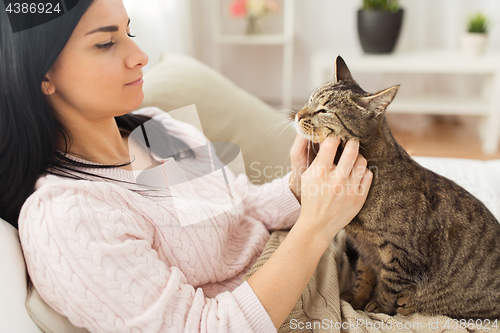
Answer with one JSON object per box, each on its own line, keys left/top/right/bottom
{"left": 290, "top": 134, "right": 308, "bottom": 157}
{"left": 290, "top": 135, "right": 311, "bottom": 168}
{"left": 289, "top": 134, "right": 318, "bottom": 202}
{"left": 359, "top": 167, "right": 373, "bottom": 195}
{"left": 335, "top": 140, "right": 360, "bottom": 178}
{"left": 349, "top": 154, "right": 368, "bottom": 185}
{"left": 307, "top": 141, "right": 320, "bottom": 166}
{"left": 349, "top": 154, "right": 372, "bottom": 196}
{"left": 312, "top": 136, "right": 341, "bottom": 170}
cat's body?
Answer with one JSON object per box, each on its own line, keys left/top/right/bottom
{"left": 295, "top": 56, "right": 500, "bottom": 319}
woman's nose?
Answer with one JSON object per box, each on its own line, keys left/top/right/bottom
{"left": 126, "top": 42, "right": 149, "bottom": 69}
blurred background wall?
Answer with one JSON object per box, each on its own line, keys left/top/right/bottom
{"left": 124, "top": 0, "right": 500, "bottom": 108}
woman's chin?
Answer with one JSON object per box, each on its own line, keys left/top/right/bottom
{"left": 126, "top": 92, "right": 145, "bottom": 111}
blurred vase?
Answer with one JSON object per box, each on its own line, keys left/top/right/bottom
{"left": 357, "top": 9, "right": 404, "bottom": 54}
{"left": 246, "top": 15, "right": 261, "bottom": 35}
{"left": 461, "top": 32, "right": 488, "bottom": 57}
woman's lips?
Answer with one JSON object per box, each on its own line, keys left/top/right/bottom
{"left": 126, "top": 77, "right": 143, "bottom": 86}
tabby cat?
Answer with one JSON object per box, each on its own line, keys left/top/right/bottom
{"left": 294, "top": 56, "right": 500, "bottom": 319}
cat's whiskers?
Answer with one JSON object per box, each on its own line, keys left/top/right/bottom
{"left": 276, "top": 107, "right": 296, "bottom": 115}
{"left": 306, "top": 139, "right": 310, "bottom": 167}
{"left": 265, "top": 118, "right": 292, "bottom": 134}
{"left": 276, "top": 105, "right": 297, "bottom": 120}
{"left": 275, "top": 120, "right": 296, "bottom": 139}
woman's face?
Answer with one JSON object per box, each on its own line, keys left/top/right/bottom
{"left": 44, "top": 0, "right": 148, "bottom": 121}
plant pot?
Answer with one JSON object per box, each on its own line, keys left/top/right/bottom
{"left": 357, "top": 9, "right": 404, "bottom": 54}
{"left": 461, "top": 32, "right": 488, "bottom": 57}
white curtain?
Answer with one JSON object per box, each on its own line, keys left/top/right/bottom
{"left": 123, "top": 0, "right": 193, "bottom": 73}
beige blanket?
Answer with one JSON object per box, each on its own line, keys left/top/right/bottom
{"left": 243, "top": 230, "right": 500, "bottom": 333}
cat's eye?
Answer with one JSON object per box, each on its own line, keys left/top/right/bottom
{"left": 313, "top": 109, "right": 328, "bottom": 115}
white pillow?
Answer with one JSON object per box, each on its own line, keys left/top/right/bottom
{"left": 0, "top": 218, "right": 90, "bottom": 333}
{"left": 413, "top": 156, "right": 500, "bottom": 219}
{"left": 26, "top": 283, "right": 90, "bottom": 333}
{"left": 140, "top": 53, "right": 297, "bottom": 184}
{"left": 0, "top": 218, "right": 42, "bottom": 333}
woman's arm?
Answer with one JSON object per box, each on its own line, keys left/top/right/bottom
{"left": 232, "top": 172, "right": 302, "bottom": 230}
{"left": 248, "top": 137, "right": 372, "bottom": 328}
{"left": 19, "top": 181, "right": 274, "bottom": 333}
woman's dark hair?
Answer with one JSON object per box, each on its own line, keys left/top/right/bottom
{"left": 0, "top": 1, "right": 194, "bottom": 228}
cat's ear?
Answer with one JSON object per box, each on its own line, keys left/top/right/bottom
{"left": 357, "top": 85, "right": 400, "bottom": 116}
{"left": 334, "top": 56, "right": 356, "bottom": 83}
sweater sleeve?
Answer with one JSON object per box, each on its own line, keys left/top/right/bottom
{"left": 18, "top": 183, "right": 276, "bottom": 333}
{"left": 233, "top": 172, "right": 302, "bottom": 231}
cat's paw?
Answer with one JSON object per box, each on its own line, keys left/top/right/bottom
{"left": 340, "top": 291, "right": 368, "bottom": 310}
{"left": 365, "top": 300, "right": 381, "bottom": 313}
{"left": 396, "top": 290, "right": 415, "bottom": 316}
{"left": 342, "top": 291, "right": 368, "bottom": 310}
{"left": 351, "top": 298, "right": 369, "bottom": 310}
{"left": 340, "top": 291, "right": 354, "bottom": 303}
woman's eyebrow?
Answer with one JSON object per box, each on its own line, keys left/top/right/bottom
{"left": 85, "top": 18, "right": 131, "bottom": 36}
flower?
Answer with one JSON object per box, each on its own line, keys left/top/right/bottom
{"left": 229, "top": 0, "right": 280, "bottom": 19}
{"left": 229, "top": 0, "right": 247, "bottom": 18}
{"left": 265, "top": 0, "right": 280, "bottom": 13}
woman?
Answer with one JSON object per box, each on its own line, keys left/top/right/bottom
{"left": 0, "top": 0, "right": 372, "bottom": 331}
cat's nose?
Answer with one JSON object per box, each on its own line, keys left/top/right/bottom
{"left": 297, "top": 107, "right": 308, "bottom": 122}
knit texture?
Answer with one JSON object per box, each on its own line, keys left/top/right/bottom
{"left": 18, "top": 107, "right": 302, "bottom": 333}
{"left": 245, "top": 231, "right": 500, "bottom": 333}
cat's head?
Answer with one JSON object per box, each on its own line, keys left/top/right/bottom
{"left": 295, "top": 56, "right": 399, "bottom": 144}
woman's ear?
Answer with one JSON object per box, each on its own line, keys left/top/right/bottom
{"left": 41, "top": 76, "right": 56, "bottom": 95}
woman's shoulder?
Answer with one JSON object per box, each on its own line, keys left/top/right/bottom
{"left": 19, "top": 174, "right": 131, "bottom": 227}
{"left": 31, "top": 172, "right": 123, "bottom": 194}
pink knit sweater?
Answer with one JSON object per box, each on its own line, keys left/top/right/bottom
{"left": 19, "top": 107, "right": 302, "bottom": 333}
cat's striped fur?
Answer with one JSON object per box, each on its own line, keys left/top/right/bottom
{"left": 294, "top": 56, "right": 500, "bottom": 319}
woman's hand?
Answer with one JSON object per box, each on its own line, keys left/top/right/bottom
{"left": 249, "top": 136, "right": 372, "bottom": 329}
{"left": 298, "top": 136, "right": 373, "bottom": 242}
{"left": 289, "top": 134, "right": 319, "bottom": 203}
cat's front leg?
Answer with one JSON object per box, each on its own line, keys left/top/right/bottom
{"left": 396, "top": 287, "right": 416, "bottom": 316}
{"left": 341, "top": 257, "right": 376, "bottom": 310}
{"left": 365, "top": 293, "right": 398, "bottom": 315}
{"left": 364, "top": 270, "right": 402, "bottom": 315}
{"left": 362, "top": 286, "right": 415, "bottom": 316}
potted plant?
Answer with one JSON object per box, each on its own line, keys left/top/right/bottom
{"left": 462, "top": 13, "right": 489, "bottom": 57}
{"left": 357, "top": 0, "right": 404, "bottom": 54}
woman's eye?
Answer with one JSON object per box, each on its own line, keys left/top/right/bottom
{"left": 96, "top": 32, "right": 135, "bottom": 50}
{"left": 96, "top": 41, "right": 116, "bottom": 50}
